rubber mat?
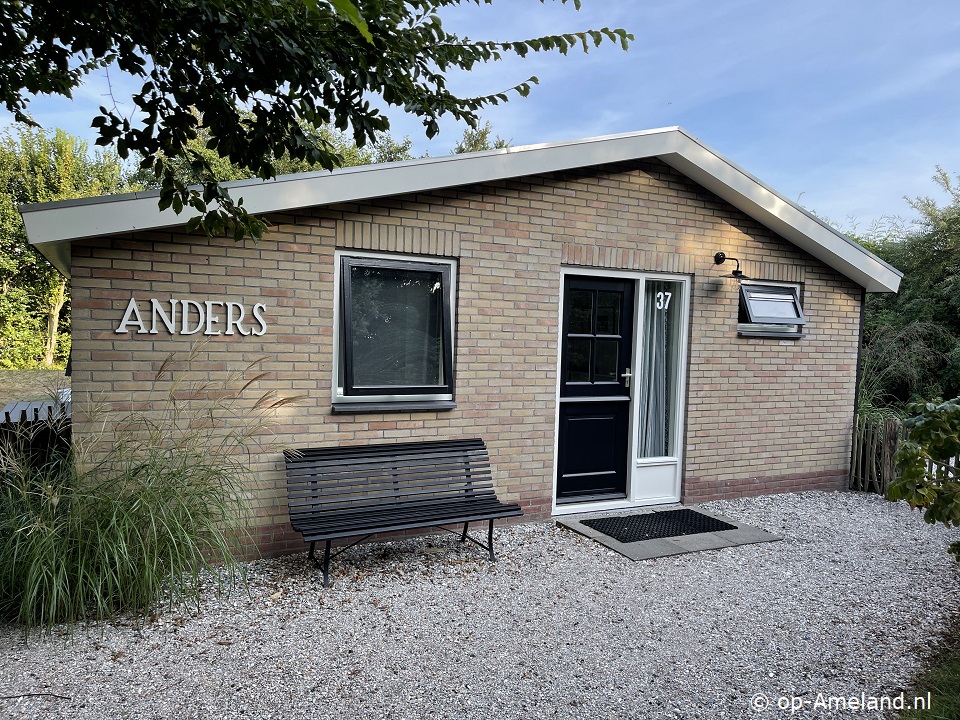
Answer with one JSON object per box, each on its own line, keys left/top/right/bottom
{"left": 581, "top": 508, "right": 737, "bottom": 544}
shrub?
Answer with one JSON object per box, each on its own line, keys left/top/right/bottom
{"left": 858, "top": 321, "right": 952, "bottom": 415}
{"left": 0, "top": 353, "right": 298, "bottom": 631}
{"left": 889, "top": 397, "right": 960, "bottom": 560}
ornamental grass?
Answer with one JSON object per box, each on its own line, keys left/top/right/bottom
{"left": 0, "top": 352, "right": 299, "bottom": 632}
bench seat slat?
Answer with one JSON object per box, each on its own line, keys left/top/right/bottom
{"left": 289, "top": 495, "right": 505, "bottom": 529}
{"left": 293, "top": 498, "right": 519, "bottom": 535}
{"left": 289, "top": 490, "right": 505, "bottom": 526}
{"left": 286, "top": 454, "right": 490, "bottom": 475}
{"left": 286, "top": 465, "right": 492, "bottom": 492}
{"left": 287, "top": 475, "right": 495, "bottom": 504}
{"left": 294, "top": 504, "right": 523, "bottom": 542}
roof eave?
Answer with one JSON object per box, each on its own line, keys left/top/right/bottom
{"left": 20, "top": 126, "right": 901, "bottom": 292}
{"left": 658, "top": 144, "right": 901, "bottom": 293}
{"left": 19, "top": 127, "right": 682, "bottom": 244}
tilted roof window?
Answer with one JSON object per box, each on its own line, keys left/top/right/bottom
{"left": 740, "top": 284, "right": 806, "bottom": 326}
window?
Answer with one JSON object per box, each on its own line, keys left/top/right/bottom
{"left": 737, "top": 281, "right": 806, "bottom": 338}
{"left": 335, "top": 253, "right": 456, "bottom": 410}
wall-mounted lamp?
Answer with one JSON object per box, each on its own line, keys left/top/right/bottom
{"left": 713, "top": 252, "right": 750, "bottom": 280}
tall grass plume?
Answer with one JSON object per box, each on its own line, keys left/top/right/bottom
{"left": 0, "top": 351, "right": 299, "bottom": 631}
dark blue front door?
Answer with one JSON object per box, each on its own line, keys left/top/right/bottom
{"left": 557, "top": 276, "right": 634, "bottom": 503}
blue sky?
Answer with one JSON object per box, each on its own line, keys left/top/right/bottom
{"left": 6, "top": 0, "right": 960, "bottom": 232}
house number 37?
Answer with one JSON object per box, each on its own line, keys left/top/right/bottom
{"left": 655, "top": 291, "right": 672, "bottom": 310}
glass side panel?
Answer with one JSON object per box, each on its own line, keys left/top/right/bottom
{"left": 594, "top": 339, "right": 619, "bottom": 382}
{"left": 349, "top": 265, "right": 444, "bottom": 387}
{"left": 566, "top": 338, "right": 592, "bottom": 382}
{"left": 568, "top": 290, "right": 593, "bottom": 334}
{"left": 637, "top": 280, "right": 683, "bottom": 458}
{"left": 749, "top": 293, "right": 801, "bottom": 319}
{"left": 596, "top": 291, "right": 621, "bottom": 335}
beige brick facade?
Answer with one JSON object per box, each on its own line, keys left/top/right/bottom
{"left": 70, "top": 159, "right": 860, "bottom": 556}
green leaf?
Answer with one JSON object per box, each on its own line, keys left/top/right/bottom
{"left": 327, "top": 0, "right": 373, "bottom": 43}
{"left": 1, "top": 0, "right": 630, "bottom": 246}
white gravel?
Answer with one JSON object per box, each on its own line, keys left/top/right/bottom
{"left": 2, "top": 491, "right": 959, "bottom": 720}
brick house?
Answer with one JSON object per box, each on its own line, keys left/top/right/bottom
{"left": 22, "top": 127, "right": 901, "bottom": 555}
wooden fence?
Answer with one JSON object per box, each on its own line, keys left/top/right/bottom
{"left": 850, "top": 415, "right": 902, "bottom": 495}
{"left": 851, "top": 413, "right": 960, "bottom": 494}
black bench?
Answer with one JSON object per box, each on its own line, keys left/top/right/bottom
{"left": 283, "top": 437, "right": 523, "bottom": 586}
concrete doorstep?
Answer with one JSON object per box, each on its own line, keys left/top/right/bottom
{"left": 556, "top": 505, "right": 781, "bottom": 561}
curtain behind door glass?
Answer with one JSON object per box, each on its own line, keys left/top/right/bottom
{"left": 638, "top": 280, "right": 682, "bottom": 458}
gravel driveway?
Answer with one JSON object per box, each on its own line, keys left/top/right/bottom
{"left": 2, "top": 491, "right": 959, "bottom": 720}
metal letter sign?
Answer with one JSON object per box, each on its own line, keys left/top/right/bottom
{"left": 115, "top": 297, "right": 267, "bottom": 336}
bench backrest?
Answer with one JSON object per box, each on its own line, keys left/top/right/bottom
{"left": 284, "top": 438, "right": 495, "bottom": 525}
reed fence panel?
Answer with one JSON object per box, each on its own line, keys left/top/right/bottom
{"left": 850, "top": 415, "right": 902, "bottom": 495}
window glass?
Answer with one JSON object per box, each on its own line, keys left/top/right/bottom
{"left": 349, "top": 265, "right": 444, "bottom": 387}
{"left": 637, "top": 280, "right": 683, "bottom": 458}
{"left": 566, "top": 338, "right": 592, "bottom": 382}
{"left": 568, "top": 291, "right": 593, "bottom": 334}
{"left": 561, "top": 279, "right": 632, "bottom": 396}
{"left": 594, "top": 339, "right": 619, "bottom": 381}
{"left": 339, "top": 255, "right": 454, "bottom": 401}
{"left": 738, "top": 282, "right": 805, "bottom": 337}
{"left": 595, "top": 292, "right": 621, "bottom": 335}
{"left": 748, "top": 293, "right": 801, "bottom": 320}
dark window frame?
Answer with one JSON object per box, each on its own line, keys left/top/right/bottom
{"left": 339, "top": 255, "right": 455, "bottom": 400}
{"left": 737, "top": 281, "right": 806, "bottom": 339}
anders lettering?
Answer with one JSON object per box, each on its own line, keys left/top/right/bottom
{"left": 115, "top": 298, "right": 267, "bottom": 337}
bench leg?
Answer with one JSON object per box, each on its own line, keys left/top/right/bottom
{"left": 308, "top": 541, "right": 316, "bottom": 561}
{"left": 321, "top": 539, "right": 332, "bottom": 588}
{"left": 452, "top": 520, "right": 499, "bottom": 561}
{"left": 487, "top": 518, "right": 496, "bottom": 561}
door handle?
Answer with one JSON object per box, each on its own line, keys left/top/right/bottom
{"left": 621, "top": 367, "right": 632, "bottom": 388}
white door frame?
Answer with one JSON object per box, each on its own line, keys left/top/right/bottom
{"left": 552, "top": 268, "right": 691, "bottom": 516}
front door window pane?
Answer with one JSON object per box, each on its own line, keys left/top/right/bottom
{"left": 568, "top": 291, "right": 593, "bottom": 334}
{"left": 566, "top": 338, "right": 591, "bottom": 382}
{"left": 596, "top": 292, "right": 621, "bottom": 335}
{"left": 594, "top": 340, "right": 619, "bottom": 382}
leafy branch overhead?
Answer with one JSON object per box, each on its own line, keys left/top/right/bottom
{"left": 0, "top": 0, "right": 631, "bottom": 241}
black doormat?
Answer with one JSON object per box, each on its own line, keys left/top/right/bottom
{"left": 581, "top": 509, "right": 737, "bottom": 544}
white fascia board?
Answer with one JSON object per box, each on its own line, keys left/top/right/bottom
{"left": 20, "top": 126, "right": 900, "bottom": 292}
{"left": 19, "top": 128, "right": 681, "bottom": 278}
{"left": 20, "top": 128, "right": 677, "bottom": 277}
{"left": 659, "top": 132, "right": 901, "bottom": 293}
{"left": 243, "top": 129, "right": 681, "bottom": 214}
{"left": 20, "top": 128, "right": 679, "bottom": 239}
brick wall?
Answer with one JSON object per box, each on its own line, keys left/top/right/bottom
{"left": 70, "top": 159, "right": 860, "bottom": 556}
